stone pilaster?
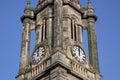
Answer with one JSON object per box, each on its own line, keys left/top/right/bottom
{"left": 35, "top": 24, "right": 42, "bottom": 46}
{"left": 53, "top": 0, "right": 63, "bottom": 51}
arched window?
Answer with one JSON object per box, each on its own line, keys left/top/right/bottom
{"left": 41, "top": 19, "right": 47, "bottom": 41}
{"left": 71, "top": 19, "right": 77, "bottom": 41}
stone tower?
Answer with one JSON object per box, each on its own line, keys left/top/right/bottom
{"left": 16, "top": 0, "right": 102, "bottom": 80}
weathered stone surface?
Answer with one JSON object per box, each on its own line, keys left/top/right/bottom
{"left": 16, "top": 0, "right": 102, "bottom": 80}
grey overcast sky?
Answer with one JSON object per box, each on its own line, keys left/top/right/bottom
{"left": 0, "top": 0, "right": 120, "bottom": 80}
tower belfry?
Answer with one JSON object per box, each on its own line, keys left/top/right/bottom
{"left": 16, "top": 0, "right": 102, "bottom": 80}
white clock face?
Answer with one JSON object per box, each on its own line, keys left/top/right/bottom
{"left": 72, "top": 45, "right": 86, "bottom": 63}
{"left": 32, "top": 46, "right": 45, "bottom": 64}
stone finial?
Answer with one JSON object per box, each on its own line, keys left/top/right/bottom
{"left": 87, "top": 0, "right": 95, "bottom": 16}
{"left": 27, "top": 0, "right": 31, "bottom": 8}
{"left": 88, "top": 0, "right": 93, "bottom": 9}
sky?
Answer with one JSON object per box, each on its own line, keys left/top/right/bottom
{"left": 0, "top": 0, "right": 120, "bottom": 80}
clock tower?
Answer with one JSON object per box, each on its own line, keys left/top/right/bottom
{"left": 16, "top": 0, "right": 102, "bottom": 80}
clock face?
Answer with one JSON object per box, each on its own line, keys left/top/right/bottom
{"left": 32, "top": 46, "right": 45, "bottom": 64}
{"left": 72, "top": 45, "right": 86, "bottom": 63}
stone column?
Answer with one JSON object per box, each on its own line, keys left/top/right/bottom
{"left": 47, "top": 18, "right": 52, "bottom": 47}
{"left": 19, "top": 18, "right": 31, "bottom": 73}
{"left": 87, "top": 18, "right": 99, "bottom": 72}
{"left": 53, "top": 0, "right": 63, "bottom": 50}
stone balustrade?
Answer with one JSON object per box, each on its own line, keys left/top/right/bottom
{"left": 31, "top": 59, "right": 51, "bottom": 77}
{"left": 71, "top": 61, "right": 88, "bottom": 78}
{"left": 30, "top": 57, "right": 95, "bottom": 79}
